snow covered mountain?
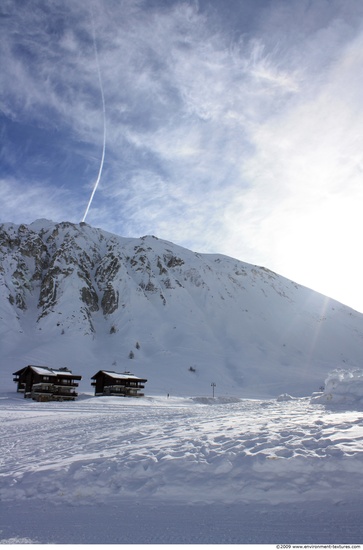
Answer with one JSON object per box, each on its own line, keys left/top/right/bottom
{"left": 1, "top": 219, "right": 363, "bottom": 397}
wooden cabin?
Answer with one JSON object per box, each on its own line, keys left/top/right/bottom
{"left": 13, "top": 365, "right": 82, "bottom": 402}
{"left": 91, "top": 370, "right": 147, "bottom": 397}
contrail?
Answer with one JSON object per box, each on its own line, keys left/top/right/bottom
{"left": 82, "top": 11, "right": 106, "bottom": 223}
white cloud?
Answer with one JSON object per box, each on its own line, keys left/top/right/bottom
{"left": 2, "top": 0, "right": 363, "bottom": 310}
{"left": 0, "top": 178, "right": 79, "bottom": 225}
{"left": 217, "top": 14, "right": 363, "bottom": 309}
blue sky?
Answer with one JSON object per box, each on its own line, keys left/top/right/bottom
{"left": 2, "top": 0, "right": 363, "bottom": 312}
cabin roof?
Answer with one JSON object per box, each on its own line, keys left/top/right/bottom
{"left": 91, "top": 370, "right": 147, "bottom": 381}
{"left": 31, "top": 366, "right": 58, "bottom": 377}
{"left": 13, "top": 365, "right": 81, "bottom": 379}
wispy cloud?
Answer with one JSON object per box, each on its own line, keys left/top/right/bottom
{"left": 1, "top": 0, "right": 363, "bottom": 310}
{"left": 0, "top": 177, "right": 79, "bottom": 223}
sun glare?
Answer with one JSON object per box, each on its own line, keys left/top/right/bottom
{"left": 278, "top": 195, "right": 361, "bottom": 311}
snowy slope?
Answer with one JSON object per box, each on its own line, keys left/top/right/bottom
{"left": 1, "top": 219, "right": 363, "bottom": 398}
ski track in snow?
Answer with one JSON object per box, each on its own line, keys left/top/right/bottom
{"left": 1, "top": 394, "right": 363, "bottom": 543}
{"left": 1, "top": 395, "right": 363, "bottom": 503}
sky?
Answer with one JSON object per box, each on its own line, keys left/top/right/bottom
{"left": 1, "top": 0, "right": 363, "bottom": 313}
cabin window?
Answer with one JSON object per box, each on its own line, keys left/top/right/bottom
{"left": 43, "top": 376, "right": 50, "bottom": 381}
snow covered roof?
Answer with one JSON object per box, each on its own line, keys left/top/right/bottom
{"left": 92, "top": 370, "right": 147, "bottom": 381}
{"left": 31, "top": 366, "right": 58, "bottom": 377}
{"left": 13, "top": 365, "right": 81, "bottom": 379}
{"left": 31, "top": 365, "right": 79, "bottom": 378}
{"left": 12, "top": 365, "right": 55, "bottom": 377}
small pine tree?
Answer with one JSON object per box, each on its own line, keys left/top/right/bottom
{"left": 135, "top": 341, "right": 140, "bottom": 350}
{"left": 129, "top": 350, "right": 134, "bottom": 359}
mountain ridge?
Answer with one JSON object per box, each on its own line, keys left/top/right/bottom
{"left": 1, "top": 219, "right": 362, "bottom": 398}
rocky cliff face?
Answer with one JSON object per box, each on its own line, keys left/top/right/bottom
{"left": 1, "top": 219, "right": 363, "bottom": 397}
{"left": 0, "top": 221, "right": 214, "bottom": 336}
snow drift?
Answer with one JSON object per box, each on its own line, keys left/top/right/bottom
{"left": 311, "top": 368, "right": 363, "bottom": 409}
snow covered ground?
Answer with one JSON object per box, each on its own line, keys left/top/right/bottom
{"left": 1, "top": 380, "right": 363, "bottom": 544}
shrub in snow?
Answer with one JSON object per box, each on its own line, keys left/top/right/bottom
{"left": 311, "top": 368, "right": 363, "bottom": 408}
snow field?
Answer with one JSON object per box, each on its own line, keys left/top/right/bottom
{"left": 1, "top": 391, "right": 363, "bottom": 543}
{"left": 1, "top": 394, "right": 363, "bottom": 507}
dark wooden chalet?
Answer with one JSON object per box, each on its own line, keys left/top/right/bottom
{"left": 91, "top": 370, "right": 147, "bottom": 397}
{"left": 13, "top": 365, "right": 82, "bottom": 402}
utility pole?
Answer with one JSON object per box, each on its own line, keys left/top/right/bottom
{"left": 211, "top": 382, "right": 216, "bottom": 398}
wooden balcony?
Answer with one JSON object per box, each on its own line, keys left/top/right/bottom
{"left": 54, "top": 380, "right": 79, "bottom": 387}
{"left": 31, "top": 383, "right": 78, "bottom": 400}
{"left": 103, "top": 385, "right": 145, "bottom": 397}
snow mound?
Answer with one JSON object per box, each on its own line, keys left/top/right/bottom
{"left": 277, "top": 393, "right": 295, "bottom": 402}
{"left": 311, "top": 368, "right": 363, "bottom": 409}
